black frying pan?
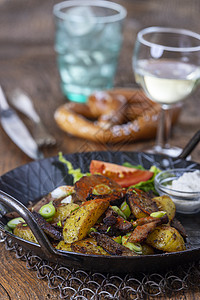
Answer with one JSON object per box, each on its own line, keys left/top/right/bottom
{"left": 0, "top": 131, "right": 200, "bottom": 274}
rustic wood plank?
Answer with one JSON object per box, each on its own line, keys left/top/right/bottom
{"left": 0, "top": 244, "right": 59, "bottom": 299}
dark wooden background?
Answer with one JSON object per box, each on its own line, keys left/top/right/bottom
{"left": 0, "top": 0, "right": 200, "bottom": 299}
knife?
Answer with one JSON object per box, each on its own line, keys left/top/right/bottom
{"left": 0, "top": 86, "right": 44, "bottom": 160}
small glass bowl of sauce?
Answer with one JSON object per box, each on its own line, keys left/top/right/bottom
{"left": 155, "top": 168, "right": 200, "bottom": 214}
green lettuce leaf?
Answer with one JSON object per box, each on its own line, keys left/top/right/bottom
{"left": 58, "top": 152, "right": 90, "bottom": 183}
{"left": 122, "top": 162, "right": 145, "bottom": 170}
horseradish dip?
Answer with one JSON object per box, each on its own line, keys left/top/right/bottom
{"left": 165, "top": 170, "right": 200, "bottom": 214}
{"left": 169, "top": 170, "right": 200, "bottom": 192}
{"left": 155, "top": 169, "right": 200, "bottom": 214}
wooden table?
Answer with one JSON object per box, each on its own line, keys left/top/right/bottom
{"left": 0, "top": 0, "right": 200, "bottom": 299}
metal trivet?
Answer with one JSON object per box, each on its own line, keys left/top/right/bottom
{"left": 1, "top": 230, "right": 200, "bottom": 299}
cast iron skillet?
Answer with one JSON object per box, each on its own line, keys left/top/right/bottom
{"left": 0, "top": 132, "right": 200, "bottom": 274}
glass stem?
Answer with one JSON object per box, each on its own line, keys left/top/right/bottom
{"left": 156, "top": 104, "right": 173, "bottom": 150}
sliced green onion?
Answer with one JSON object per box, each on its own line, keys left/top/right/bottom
{"left": 120, "top": 201, "right": 131, "bottom": 218}
{"left": 58, "top": 152, "right": 90, "bottom": 183}
{"left": 57, "top": 221, "right": 62, "bottom": 227}
{"left": 131, "top": 189, "right": 138, "bottom": 194}
{"left": 112, "top": 236, "right": 122, "bottom": 244}
{"left": 121, "top": 235, "right": 129, "bottom": 245}
{"left": 106, "top": 226, "right": 111, "bottom": 233}
{"left": 4, "top": 225, "right": 13, "bottom": 233}
{"left": 111, "top": 206, "right": 127, "bottom": 220}
{"left": 122, "top": 235, "right": 142, "bottom": 254}
{"left": 45, "top": 217, "right": 53, "bottom": 222}
{"left": 71, "top": 206, "right": 79, "bottom": 213}
{"left": 124, "top": 241, "right": 143, "bottom": 254}
{"left": 7, "top": 217, "right": 25, "bottom": 230}
{"left": 92, "top": 184, "right": 112, "bottom": 195}
{"left": 39, "top": 202, "right": 56, "bottom": 219}
{"left": 150, "top": 211, "right": 166, "bottom": 218}
{"left": 88, "top": 227, "right": 97, "bottom": 234}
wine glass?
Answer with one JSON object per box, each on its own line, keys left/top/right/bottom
{"left": 133, "top": 27, "right": 200, "bottom": 157}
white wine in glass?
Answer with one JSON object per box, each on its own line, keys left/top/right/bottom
{"left": 133, "top": 27, "right": 200, "bottom": 157}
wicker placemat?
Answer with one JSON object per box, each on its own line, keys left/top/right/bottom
{"left": 1, "top": 230, "right": 200, "bottom": 299}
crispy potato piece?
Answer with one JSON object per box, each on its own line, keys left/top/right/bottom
{"left": 56, "top": 240, "right": 72, "bottom": 251}
{"left": 56, "top": 237, "right": 108, "bottom": 255}
{"left": 141, "top": 243, "right": 154, "bottom": 255}
{"left": 63, "top": 198, "right": 110, "bottom": 243}
{"left": 146, "top": 224, "right": 186, "bottom": 252}
{"left": 51, "top": 203, "right": 79, "bottom": 224}
{"left": 14, "top": 223, "right": 38, "bottom": 244}
{"left": 153, "top": 196, "right": 176, "bottom": 221}
{"left": 56, "top": 241, "right": 73, "bottom": 252}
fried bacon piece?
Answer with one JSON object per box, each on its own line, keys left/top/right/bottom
{"left": 32, "top": 211, "right": 63, "bottom": 241}
{"left": 128, "top": 214, "right": 169, "bottom": 244}
{"left": 97, "top": 217, "right": 133, "bottom": 236}
{"left": 132, "top": 215, "right": 166, "bottom": 227}
{"left": 74, "top": 174, "right": 122, "bottom": 202}
{"left": 96, "top": 207, "right": 133, "bottom": 236}
{"left": 126, "top": 188, "right": 158, "bottom": 216}
{"left": 115, "top": 216, "right": 133, "bottom": 234}
{"left": 105, "top": 207, "right": 133, "bottom": 233}
{"left": 103, "top": 207, "right": 118, "bottom": 226}
{"left": 92, "top": 232, "right": 138, "bottom": 256}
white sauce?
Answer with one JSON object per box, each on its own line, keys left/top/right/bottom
{"left": 169, "top": 170, "right": 200, "bottom": 192}
{"left": 165, "top": 170, "right": 200, "bottom": 214}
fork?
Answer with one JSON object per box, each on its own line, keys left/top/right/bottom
{"left": 9, "top": 89, "right": 57, "bottom": 148}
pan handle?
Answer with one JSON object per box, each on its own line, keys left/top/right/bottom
{"left": 178, "top": 130, "right": 200, "bottom": 160}
{"left": 0, "top": 190, "right": 79, "bottom": 262}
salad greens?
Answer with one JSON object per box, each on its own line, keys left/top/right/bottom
{"left": 122, "top": 162, "right": 146, "bottom": 170}
{"left": 59, "top": 153, "right": 160, "bottom": 193}
{"left": 58, "top": 152, "right": 90, "bottom": 183}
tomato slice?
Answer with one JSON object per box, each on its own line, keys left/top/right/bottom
{"left": 89, "top": 160, "right": 153, "bottom": 188}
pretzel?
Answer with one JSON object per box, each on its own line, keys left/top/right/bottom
{"left": 54, "top": 89, "right": 179, "bottom": 144}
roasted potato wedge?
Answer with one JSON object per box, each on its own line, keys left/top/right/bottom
{"left": 63, "top": 198, "right": 110, "bottom": 243}
{"left": 153, "top": 195, "right": 176, "bottom": 221}
{"left": 56, "top": 237, "right": 108, "bottom": 255}
{"left": 50, "top": 203, "right": 79, "bottom": 224}
{"left": 56, "top": 241, "right": 72, "bottom": 251}
{"left": 146, "top": 224, "right": 186, "bottom": 252}
{"left": 141, "top": 243, "right": 154, "bottom": 255}
{"left": 14, "top": 223, "right": 38, "bottom": 244}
